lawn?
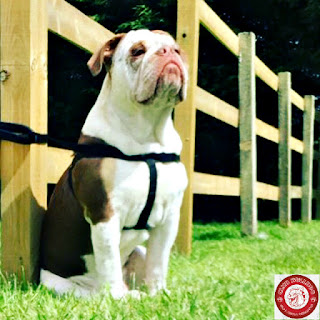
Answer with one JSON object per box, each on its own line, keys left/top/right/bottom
{"left": 0, "top": 221, "right": 320, "bottom": 319}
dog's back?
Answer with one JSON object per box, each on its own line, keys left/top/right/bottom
{"left": 41, "top": 169, "right": 92, "bottom": 278}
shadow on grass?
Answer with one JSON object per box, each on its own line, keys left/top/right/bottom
{"left": 193, "top": 224, "right": 242, "bottom": 241}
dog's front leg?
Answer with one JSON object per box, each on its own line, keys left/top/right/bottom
{"left": 145, "top": 210, "right": 180, "bottom": 296}
{"left": 91, "top": 215, "right": 126, "bottom": 299}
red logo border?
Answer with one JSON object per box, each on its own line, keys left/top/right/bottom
{"left": 275, "top": 274, "right": 319, "bottom": 319}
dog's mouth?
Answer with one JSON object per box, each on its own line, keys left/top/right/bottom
{"left": 137, "top": 61, "right": 185, "bottom": 105}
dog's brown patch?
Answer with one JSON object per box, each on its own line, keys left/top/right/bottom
{"left": 72, "top": 157, "right": 115, "bottom": 224}
{"left": 72, "top": 135, "right": 116, "bottom": 225}
{"left": 40, "top": 134, "right": 117, "bottom": 277}
{"left": 41, "top": 169, "right": 92, "bottom": 277}
{"left": 130, "top": 41, "right": 147, "bottom": 59}
{"left": 87, "top": 33, "right": 126, "bottom": 76}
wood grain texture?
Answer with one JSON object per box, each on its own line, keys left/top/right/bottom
{"left": 193, "top": 172, "right": 240, "bottom": 196}
{"left": 48, "top": 0, "right": 114, "bottom": 53}
{"left": 238, "top": 32, "right": 257, "bottom": 235}
{"left": 256, "top": 182, "right": 278, "bottom": 201}
{"left": 198, "top": 0, "right": 304, "bottom": 111}
{"left": 193, "top": 173, "right": 303, "bottom": 202}
{"left": 195, "top": 86, "right": 239, "bottom": 127}
{"left": 254, "top": 57, "right": 279, "bottom": 91}
{"left": 291, "top": 186, "right": 302, "bottom": 199}
{"left": 174, "top": 0, "right": 200, "bottom": 255}
{"left": 291, "top": 89, "right": 305, "bottom": 111}
{"left": 278, "top": 72, "right": 292, "bottom": 227}
{"left": 301, "top": 95, "right": 315, "bottom": 223}
{"left": 47, "top": 148, "right": 73, "bottom": 183}
{"left": 195, "top": 87, "right": 303, "bottom": 153}
{"left": 1, "top": 0, "right": 48, "bottom": 281}
{"left": 199, "top": 0, "right": 239, "bottom": 55}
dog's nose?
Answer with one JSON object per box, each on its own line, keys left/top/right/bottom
{"left": 156, "top": 46, "right": 175, "bottom": 56}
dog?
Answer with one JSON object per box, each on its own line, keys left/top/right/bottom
{"left": 40, "top": 29, "right": 188, "bottom": 299}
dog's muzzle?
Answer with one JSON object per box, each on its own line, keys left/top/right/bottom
{"left": 135, "top": 48, "right": 186, "bottom": 105}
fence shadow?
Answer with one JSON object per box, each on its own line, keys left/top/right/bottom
{"left": 193, "top": 224, "right": 242, "bottom": 241}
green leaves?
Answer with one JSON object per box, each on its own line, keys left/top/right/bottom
{"left": 116, "top": 5, "right": 165, "bottom": 32}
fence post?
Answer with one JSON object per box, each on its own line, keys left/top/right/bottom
{"left": 175, "top": 0, "right": 199, "bottom": 254}
{"left": 238, "top": 32, "right": 257, "bottom": 235}
{"left": 278, "top": 72, "right": 292, "bottom": 227}
{"left": 301, "top": 95, "right": 315, "bottom": 222}
{"left": 0, "top": 0, "right": 48, "bottom": 281}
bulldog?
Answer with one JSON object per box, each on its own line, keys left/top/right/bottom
{"left": 40, "top": 29, "right": 188, "bottom": 298}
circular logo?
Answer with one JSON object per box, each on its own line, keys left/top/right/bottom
{"left": 275, "top": 275, "right": 319, "bottom": 319}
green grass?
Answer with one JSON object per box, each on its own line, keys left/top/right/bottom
{"left": 0, "top": 221, "right": 320, "bottom": 319}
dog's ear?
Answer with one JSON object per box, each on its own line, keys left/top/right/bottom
{"left": 87, "top": 33, "right": 126, "bottom": 76}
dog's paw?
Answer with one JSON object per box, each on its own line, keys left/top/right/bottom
{"left": 119, "top": 290, "right": 147, "bottom": 300}
{"left": 110, "top": 286, "right": 128, "bottom": 300}
{"left": 110, "top": 286, "right": 146, "bottom": 300}
{"left": 126, "top": 290, "right": 147, "bottom": 300}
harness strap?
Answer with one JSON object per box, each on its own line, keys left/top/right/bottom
{"left": 123, "top": 159, "right": 157, "bottom": 231}
{"left": 68, "top": 149, "right": 179, "bottom": 231}
{"left": 0, "top": 121, "right": 180, "bottom": 232}
{"left": 0, "top": 121, "right": 180, "bottom": 162}
{"left": 69, "top": 156, "right": 159, "bottom": 231}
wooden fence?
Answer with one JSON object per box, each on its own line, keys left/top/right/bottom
{"left": 175, "top": 0, "right": 318, "bottom": 255}
{"left": 0, "top": 0, "right": 318, "bottom": 281}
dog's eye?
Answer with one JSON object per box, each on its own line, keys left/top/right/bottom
{"left": 131, "top": 47, "right": 146, "bottom": 57}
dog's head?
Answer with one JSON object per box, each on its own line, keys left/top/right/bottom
{"left": 88, "top": 30, "right": 188, "bottom": 108}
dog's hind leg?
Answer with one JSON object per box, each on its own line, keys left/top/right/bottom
{"left": 120, "top": 229, "right": 149, "bottom": 265}
{"left": 40, "top": 269, "right": 97, "bottom": 297}
{"left": 123, "top": 245, "right": 147, "bottom": 289}
{"left": 120, "top": 230, "right": 149, "bottom": 289}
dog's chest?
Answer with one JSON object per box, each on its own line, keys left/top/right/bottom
{"left": 100, "top": 159, "right": 187, "bottom": 228}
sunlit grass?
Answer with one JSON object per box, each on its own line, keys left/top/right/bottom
{"left": 0, "top": 221, "right": 319, "bottom": 319}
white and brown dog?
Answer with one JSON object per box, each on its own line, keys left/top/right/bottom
{"left": 40, "top": 29, "right": 188, "bottom": 298}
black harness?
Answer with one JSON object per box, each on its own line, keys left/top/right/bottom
{"left": 0, "top": 121, "right": 180, "bottom": 231}
{"left": 68, "top": 144, "right": 180, "bottom": 231}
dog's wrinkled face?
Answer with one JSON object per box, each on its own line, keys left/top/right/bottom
{"left": 88, "top": 30, "right": 188, "bottom": 108}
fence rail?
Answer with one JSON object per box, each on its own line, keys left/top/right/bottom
{"left": 48, "top": 0, "right": 114, "bottom": 52}
{"left": 195, "top": 87, "right": 305, "bottom": 153}
{"left": 0, "top": 0, "right": 318, "bottom": 280}
{"left": 176, "top": 0, "right": 316, "bottom": 252}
